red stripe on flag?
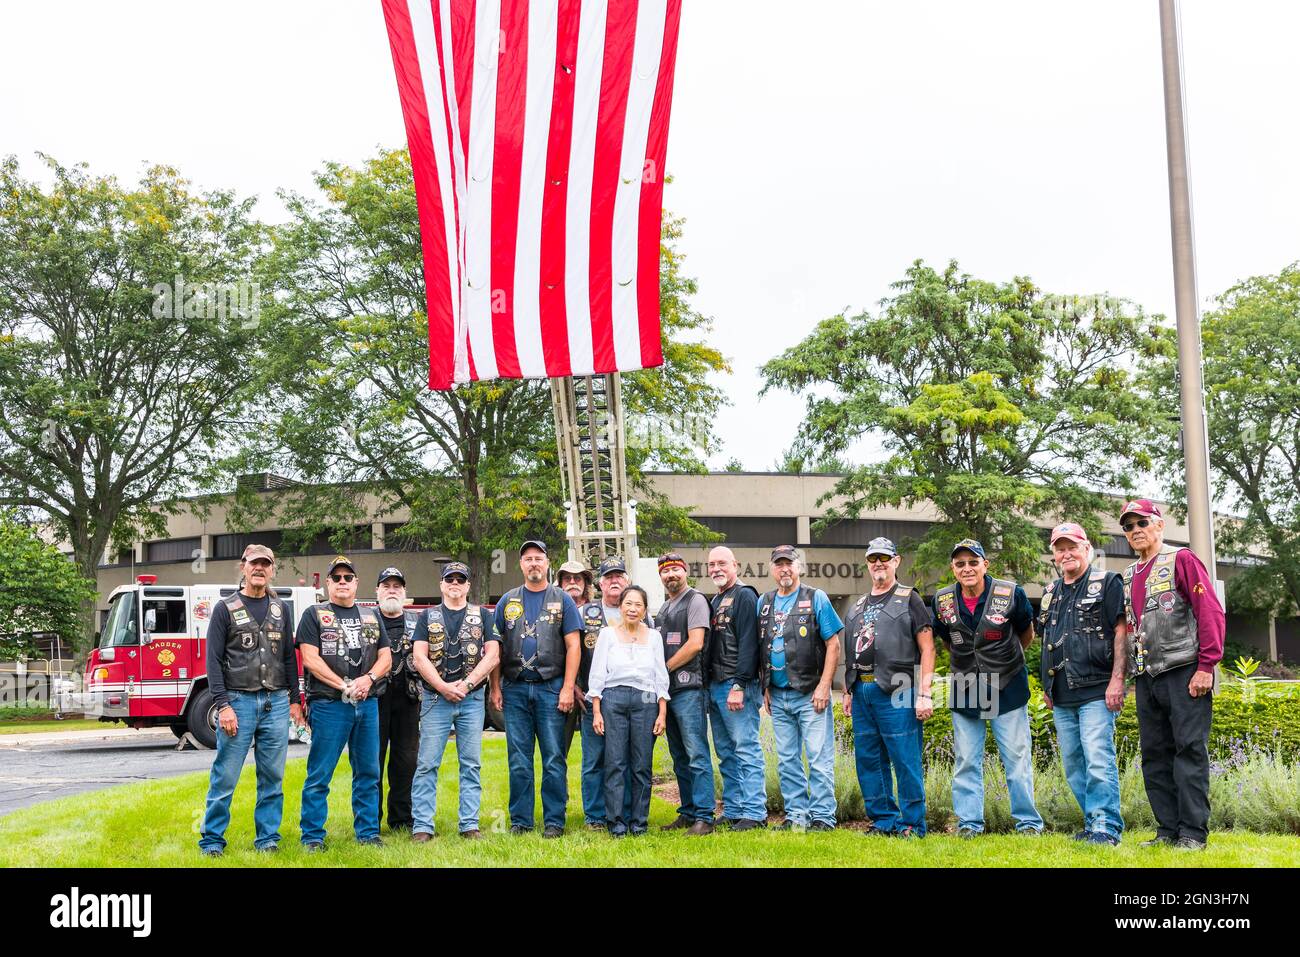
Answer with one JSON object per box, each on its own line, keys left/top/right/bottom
{"left": 382, "top": 0, "right": 456, "bottom": 390}
{"left": 451, "top": 0, "right": 477, "bottom": 162}
{"left": 537, "top": 0, "right": 583, "bottom": 377}
{"left": 431, "top": 0, "right": 466, "bottom": 380}
{"left": 636, "top": 0, "right": 681, "bottom": 369}
{"left": 587, "top": 0, "right": 637, "bottom": 373}
{"left": 488, "top": 0, "right": 529, "bottom": 379}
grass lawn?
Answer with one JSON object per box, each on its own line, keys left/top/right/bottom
{"left": 2, "top": 738, "right": 1297, "bottom": 867}
{"left": 0, "top": 718, "right": 109, "bottom": 735}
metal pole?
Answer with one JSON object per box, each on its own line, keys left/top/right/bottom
{"left": 1158, "top": 0, "right": 1216, "bottom": 570}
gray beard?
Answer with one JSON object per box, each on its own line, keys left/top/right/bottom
{"left": 379, "top": 596, "right": 404, "bottom": 615}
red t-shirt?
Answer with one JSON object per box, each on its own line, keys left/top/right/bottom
{"left": 1129, "top": 548, "right": 1225, "bottom": 673}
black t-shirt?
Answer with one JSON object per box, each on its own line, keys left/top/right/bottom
{"left": 412, "top": 605, "right": 501, "bottom": 681}
{"left": 294, "top": 603, "right": 390, "bottom": 696}
{"left": 1045, "top": 574, "right": 1125, "bottom": 706}
{"left": 205, "top": 593, "right": 298, "bottom": 709}
{"left": 852, "top": 589, "right": 931, "bottom": 670}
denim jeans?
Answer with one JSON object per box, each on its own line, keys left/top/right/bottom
{"left": 851, "top": 680, "right": 926, "bottom": 834}
{"left": 665, "top": 687, "right": 715, "bottom": 822}
{"left": 300, "top": 696, "right": 381, "bottom": 845}
{"left": 502, "top": 676, "right": 569, "bottom": 830}
{"left": 768, "top": 686, "right": 837, "bottom": 827}
{"left": 1053, "top": 698, "right": 1123, "bottom": 838}
{"left": 578, "top": 704, "right": 632, "bottom": 825}
{"left": 708, "top": 679, "right": 767, "bottom": 820}
{"left": 198, "top": 688, "right": 290, "bottom": 852}
{"left": 599, "top": 685, "right": 657, "bottom": 834}
{"left": 411, "top": 687, "right": 485, "bottom": 835}
{"left": 951, "top": 705, "right": 1043, "bottom": 832}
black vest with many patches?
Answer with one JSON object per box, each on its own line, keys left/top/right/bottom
{"left": 657, "top": 587, "right": 710, "bottom": 693}
{"left": 499, "top": 585, "right": 569, "bottom": 681}
{"left": 934, "top": 578, "right": 1024, "bottom": 688}
{"left": 220, "top": 593, "right": 291, "bottom": 692}
{"left": 376, "top": 610, "right": 421, "bottom": 701}
{"left": 1122, "top": 546, "right": 1199, "bottom": 678}
{"left": 709, "top": 582, "right": 759, "bottom": 684}
{"left": 758, "top": 584, "right": 827, "bottom": 694}
{"left": 1038, "top": 567, "right": 1117, "bottom": 692}
{"left": 420, "top": 604, "right": 487, "bottom": 687}
{"left": 307, "top": 603, "right": 382, "bottom": 701}
{"left": 843, "top": 585, "right": 920, "bottom": 694}
{"left": 578, "top": 602, "right": 608, "bottom": 692}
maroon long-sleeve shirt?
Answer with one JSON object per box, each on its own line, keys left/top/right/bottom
{"left": 1129, "top": 547, "right": 1225, "bottom": 673}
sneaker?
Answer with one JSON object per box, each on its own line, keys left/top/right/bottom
{"left": 253, "top": 844, "right": 278, "bottom": 854}
{"left": 357, "top": 837, "right": 385, "bottom": 847}
{"left": 200, "top": 847, "right": 223, "bottom": 858}
{"left": 303, "top": 842, "right": 326, "bottom": 853}
{"left": 809, "top": 820, "right": 835, "bottom": 832}
{"left": 542, "top": 825, "right": 564, "bottom": 839}
{"left": 509, "top": 825, "right": 533, "bottom": 836}
{"left": 730, "top": 818, "right": 766, "bottom": 832}
{"left": 1086, "top": 831, "right": 1120, "bottom": 846}
{"left": 609, "top": 828, "right": 628, "bottom": 839}
{"left": 460, "top": 830, "right": 482, "bottom": 840}
{"left": 956, "top": 828, "right": 980, "bottom": 840}
{"left": 1072, "top": 830, "right": 1091, "bottom": 842}
{"left": 1140, "top": 835, "right": 1175, "bottom": 848}
{"left": 1016, "top": 827, "right": 1044, "bottom": 836}
{"left": 889, "top": 827, "right": 921, "bottom": 839}
{"left": 661, "top": 816, "right": 693, "bottom": 831}
{"left": 771, "top": 821, "right": 798, "bottom": 832}
{"left": 686, "top": 821, "right": 715, "bottom": 836}
{"left": 1173, "top": 836, "right": 1207, "bottom": 851}
{"left": 585, "top": 821, "right": 607, "bottom": 831}
{"left": 411, "top": 832, "right": 433, "bottom": 843}
{"left": 629, "top": 827, "right": 648, "bottom": 837}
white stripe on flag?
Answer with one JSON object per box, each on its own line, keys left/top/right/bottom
{"left": 512, "top": 0, "right": 560, "bottom": 378}
{"left": 563, "top": 0, "right": 608, "bottom": 376}
{"left": 610, "top": 0, "right": 668, "bottom": 370}
{"left": 464, "top": 0, "right": 503, "bottom": 381}
{"left": 438, "top": 0, "right": 472, "bottom": 382}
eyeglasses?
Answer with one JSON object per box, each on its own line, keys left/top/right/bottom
{"left": 329, "top": 574, "right": 356, "bottom": 583}
{"left": 444, "top": 576, "right": 468, "bottom": 585}
{"left": 952, "top": 559, "right": 982, "bottom": 569}
{"left": 1122, "top": 518, "right": 1153, "bottom": 532}
{"left": 866, "top": 556, "right": 892, "bottom": 565}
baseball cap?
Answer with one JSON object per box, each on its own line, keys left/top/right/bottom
{"left": 1050, "top": 523, "right": 1089, "bottom": 546}
{"left": 950, "top": 539, "right": 986, "bottom": 560}
{"left": 771, "top": 545, "right": 799, "bottom": 563}
{"left": 441, "top": 561, "right": 471, "bottom": 581}
{"left": 1119, "top": 499, "right": 1162, "bottom": 521}
{"left": 557, "top": 560, "right": 592, "bottom": 581}
{"left": 598, "top": 556, "right": 627, "bottom": 577}
{"left": 241, "top": 543, "right": 275, "bottom": 563}
{"left": 865, "top": 537, "right": 897, "bottom": 559}
{"left": 657, "top": 552, "right": 688, "bottom": 573}
{"left": 376, "top": 566, "right": 406, "bottom": 586}
{"left": 326, "top": 556, "right": 356, "bottom": 576}
{"left": 519, "top": 539, "right": 548, "bottom": 556}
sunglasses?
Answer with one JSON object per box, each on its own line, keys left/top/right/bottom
{"left": 1122, "top": 518, "right": 1153, "bottom": 532}
{"left": 444, "top": 576, "right": 468, "bottom": 584}
{"left": 866, "top": 556, "right": 893, "bottom": 565}
{"left": 952, "top": 559, "right": 982, "bottom": 569}
{"left": 329, "top": 574, "right": 356, "bottom": 583}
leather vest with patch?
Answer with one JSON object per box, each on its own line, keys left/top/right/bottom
{"left": 658, "top": 587, "right": 710, "bottom": 693}
{"left": 376, "top": 610, "right": 421, "bottom": 701}
{"left": 843, "top": 585, "right": 920, "bottom": 695}
{"left": 499, "top": 585, "right": 568, "bottom": 681}
{"left": 420, "top": 604, "right": 486, "bottom": 686}
{"left": 1038, "top": 567, "right": 1116, "bottom": 691}
{"left": 934, "top": 578, "right": 1024, "bottom": 688}
{"left": 307, "top": 603, "right": 381, "bottom": 701}
{"left": 221, "top": 593, "right": 291, "bottom": 692}
{"left": 709, "top": 582, "right": 759, "bottom": 684}
{"left": 1123, "top": 546, "right": 1199, "bottom": 678}
{"left": 758, "top": 584, "right": 827, "bottom": 694}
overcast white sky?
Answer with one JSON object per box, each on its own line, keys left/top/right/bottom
{"left": 2, "top": 1, "right": 1297, "bottom": 471}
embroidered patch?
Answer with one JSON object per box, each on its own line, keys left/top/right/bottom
{"left": 546, "top": 602, "right": 562, "bottom": 612}
{"left": 270, "top": 604, "right": 282, "bottom": 619}
{"left": 983, "top": 630, "right": 1004, "bottom": 641}
{"left": 985, "top": 613, "right": 1008, "bottom": 626}
{"left": 319, "top": 612, "right": 335, "bottom": 627}
{"left": 666, "top": 632, "right": 682, "bottom": 646}
{"left": 465, "top": 643, "right": 478, "bottom": 657}
{"left": 678, "top": 671, "right": 691, "bottom": 684}
{"left": 321, "top": 639, "right": 338, "bottom": 656}
{"left": 1149, "top": 581, "right": 1172, "bottom": 595}
{"left": 797, "top": 600, "right": 812, "bottom": 609}
{"left": 1087, "top": 582, "right": 1102, "bottom": 596}
{"left": 584, "top": 632, "right": 598, "bottom": 649}
{"left": 1154, "top": 566, "right": 1173, "bottom": 583}
{"left": 504, "top": 600, "right": 524, "bottom": 624}
{"left": 720, "top": 598, "right": 733, "bottom": 608}
{"left": 1158, "top": 592, "right": 1177, "bottom": 614}
{"left": 993, "top": 585, "right": 1013, "bottom": 597}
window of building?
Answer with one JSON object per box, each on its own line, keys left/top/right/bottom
{"left": 692, "top": 516, "right": 798, "bottom": 545}
{"left": 145, "top": 537, "right": 201, "bottom": 563}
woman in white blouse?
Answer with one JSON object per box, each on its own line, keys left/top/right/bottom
{"left": 588, "top": 585, "right": 669, "bottom": 837}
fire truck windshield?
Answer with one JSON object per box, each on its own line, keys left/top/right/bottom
{"left": 100, "top": 592, "right": 139, "bottom": 648}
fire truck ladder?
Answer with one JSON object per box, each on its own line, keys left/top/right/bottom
{"left": 550, "top": 373, "right": 640, "bottom": 570}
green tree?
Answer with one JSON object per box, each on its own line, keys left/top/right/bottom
{"left": 0, "top": 511, "right": 96, "bottom": 659}
{"left": 761, "top": 260, "right": 1173, "bottom": 587}
{"left": 234, "top": 149, "right": 724, "bottom": 596}
{"left": 1154, "top": 264, "right": 1300, "bottom": 618}
{"left": 0, "top": 156, "right": 264, "bottom": 649}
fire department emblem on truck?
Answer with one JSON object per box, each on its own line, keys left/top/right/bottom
{"left": 157, "top": 649, "right": 175, "bottom": 667}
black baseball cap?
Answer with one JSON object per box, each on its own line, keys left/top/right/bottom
{"left": 598, "top": 556, "right": 627, "bottom": 577}
{"left": 441, "top": 561, "right": 471, "bottom": 581}
{"left": 376, "top": 566, "right": 406, "bottom": 586}
{"left": 326, "top": 556, "right": 356, "bottom": 576}
{"left": 771, "top": 545, "right": 799, "bottom": 563}
{"left": 950, "top": 539, "right": 987, "bottom": 560}
{"left": 519, "top": 539, "right": 548, "bottom": 556}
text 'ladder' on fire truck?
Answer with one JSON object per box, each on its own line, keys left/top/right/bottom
{"left": 550, "top": 373, "right": 640, "bottom": 571}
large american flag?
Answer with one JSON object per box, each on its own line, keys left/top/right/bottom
{"left": 381, "top": 0, "right": 683, "bottom": 390}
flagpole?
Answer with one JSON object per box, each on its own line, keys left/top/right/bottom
{"left": 1158, "top": 0, "right": 1216, "bottom": 572}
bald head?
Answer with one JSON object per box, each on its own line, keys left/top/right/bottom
{"left": 707, "top": 546, "right": 739, "bottom": 590}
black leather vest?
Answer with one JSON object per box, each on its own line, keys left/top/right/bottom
{"left": 658, "top": 587, "right": 710, "bottom": 693}
{"left": 758, "top": 584, "right": 826, "bottom": 694}
{"left": 220, "top": 593, "right": 291, "bottom": 692}
{"left": 843, "top": 585, "right": 920, "bottom": 694}
{"left": 499, "top": 585, "right": 568, "bottom": 681}
{"left": 1038, "top": 568, "right": 1116, "bottom": 692}
{"left": 934, "top": 578, "right": 1024, "bottom": 689}
{"left": 1123, "top": 546, "right": 1200, "bottom": 678}
{"left": 376, "top": 609, "right": 420, "bottom": 701}
{"left": 709, "top": 582, "right": 758, "bottom": 684}
{"left": 578, "top": 602, "right": 607, "bottom": 692}
{"left": 307, "top": 603, "right": 381, "bottom": 700}
{"left": 421, "top": 604, "right": 487, "bottom": 686}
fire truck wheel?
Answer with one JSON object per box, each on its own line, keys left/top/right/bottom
{"left": 169, "top": 723, "right": 187, "bottom": 740}
{"left": 187, "top": 687, "right": 219, "bottom": 750}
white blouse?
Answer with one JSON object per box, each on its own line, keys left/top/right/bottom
{"left": 586, "top": 625, "right": 671, "bottom": 702}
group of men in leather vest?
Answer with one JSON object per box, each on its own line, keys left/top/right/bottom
{"left": 200, "top": 493, "right": 1225, "bottom": 852}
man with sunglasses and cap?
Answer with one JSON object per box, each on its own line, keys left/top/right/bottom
{"left": 296, "top": 556, "right": 392, "bottom": 850}
{"left": 842, "top": 537, "right": 935, "bottom": 839}
{"left": 656, "top": 552, "right": 717, "bottom": 835}
{"left": 932, "top": 539, "right": 1043, "bottom": 837}
{"left": 1118, "top": 499, "right": 1224, "bottom": 851}
{"left": 373, "top": 565, "right": 421, "bottom": 834}
{"left": 198, "top": 543, "right": 302, "bottom": 856}
{"left": 490, "top": 539, "right": 583, "bottom": 837}
{"left": 1036, "top": 523, "right": 1127, "bottom": 846}
{"left": 557, "top": 559, "right": 594, "bottom": 761}
{"left": 410, "top": 561, "right": 500, "bottom": 841}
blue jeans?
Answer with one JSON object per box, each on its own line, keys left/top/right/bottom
{"left": 299, "top": 696, "right": 381, "bottom": 844}
{"left": 502, "top": 676, "right": 568, "bottom": 829}
{"left": 579, "top": 704, "right": 631, "bottom": 825}
{"left": 951, "top": 705, "right": 1043, "bottom": 832}
{"left": 768, "top": 686, "right": 837, "bottom": 826}
{"left": 665, "top": 687, "right": 715, "bottom": 822}
{"left": 198, "top": 689, "right": 290, "bottom": 852}
{"left": 412, "top": 687, "right": 486, "bottom": 835}
{"left": 851, "top": 679, "right": 925, "bottom": 834}
{"left": 708, "top": 680, "right": 767, "bottom": 820}
{"left": 599, "top": 685, "right": 657, "bottom": 834}
{"left": 1053, "top": 698, "right": 1123, "bottom": 838}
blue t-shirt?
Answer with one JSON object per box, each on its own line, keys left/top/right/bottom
{"left": 493, "top": 586, "right": 583, "bottom": 679}
{"left": 764, "top": 588, "right": 844, "bottom": 689}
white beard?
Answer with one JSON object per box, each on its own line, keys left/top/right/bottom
{"left": 379, "top": 596, "right": 404, "bottom": 615}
